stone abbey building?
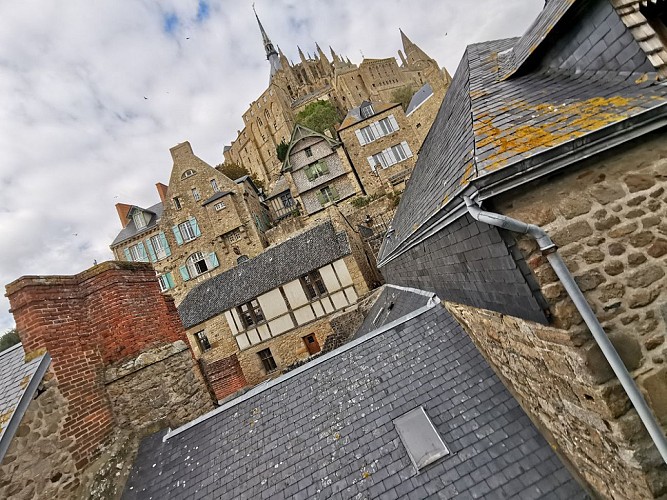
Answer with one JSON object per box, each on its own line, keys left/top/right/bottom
{"left": 222, "top": 8, "right": 451, "bottom": 189}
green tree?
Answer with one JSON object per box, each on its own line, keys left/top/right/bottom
{"left": 215, "top": 162, "right": 249, "bottom": 180}
{"left": 391, "top": 85, "right": 416, "bottom": 111}
{"left": 295, "top": 100, "right": 341, "bottom": 136}
{"left": 276, "top": 140, "right": 289, "bottom": 162}
{"left": 0, "top": 328, "right": 20, "bottom": 352}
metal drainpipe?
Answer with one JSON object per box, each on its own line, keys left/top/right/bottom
{"left": 463, "top": 195, "right": 667, "bottom": 466}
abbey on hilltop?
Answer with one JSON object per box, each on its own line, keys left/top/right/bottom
{"left": 223, "top": 7, "right": 451, "bottom": 188}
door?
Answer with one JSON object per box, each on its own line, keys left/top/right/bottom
{"left": 303, "top": 334, "right": 320, "bottom": 355}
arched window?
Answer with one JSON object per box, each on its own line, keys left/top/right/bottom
{"left": 181, "top": 169, "right": 196, "bottom": 179}
{"left": 237, "top": 255, "right": 249, "bottom": 264}
{"left": 187, "top": 252, "right": 209, "bottom": 277}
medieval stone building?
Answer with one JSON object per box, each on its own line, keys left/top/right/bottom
{"left": 222, "top": 9, "right": 451, "bottom": 190}
{"left": 110, "top": 141, "right": 271, "bottom": 304}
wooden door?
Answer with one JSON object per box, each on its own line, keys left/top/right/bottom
{"left": 303, "top": 334, "right": 320, "bottom": 355}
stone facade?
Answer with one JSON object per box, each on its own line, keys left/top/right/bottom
{"left": 405, "top": 89, "right": 443, "bottom": 149}
{"left": 282, "top": 127, "right": 361, "bottom": 216}
{"left": 339, "top": 102, "right": 419, "bottom": 196}
{"left": 111, "top": 141, "right": 271, "bottom": 305}
{"left": 223, "top": 21, "right": 450, "bottom": 190}
{"left": 3, "top": 262, "right": 215, "bottom": 497}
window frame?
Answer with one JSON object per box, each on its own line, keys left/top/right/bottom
{"left": 195, "top": 330, "right": 211, "bottom": 352}
{"left": 304, "top": 146, "right": 313, "bottom": 158}
{"left": 149, "top": 234, "right": 168, "bottom": 260}
{"left": 210, "top": 179, "right": 220, "bottom": 192}
{"left": 237, "top": 299, "right": 266, "bottom": 329}
{"left": 300, "top": 270, "right": 328, "bottom": 300}
{"left": 133, "top": 212, "right": 147, "bottom": 229}
{"left": 257, "top": 348, "right": 277, "bottom": 373}
{"left": 178, "top": 221, "right": 197, "bottom": 242}
{"left": 186, "top": 251, "right": 209, "bottom": 277}
{"left": 173, "top": 197, "right": 182, "bottom": 210}
{"left": 214, "top": 201, "right": 226, "bottom": 211}
{"left": 192, "top": 188, "right": 201, "bottom": 201}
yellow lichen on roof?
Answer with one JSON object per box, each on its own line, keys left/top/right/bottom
{"left": 0, "top": 409, "right": 11, "bottom": 431}
{"left": 472, "top": 94, "right": 661, "bottom": 171}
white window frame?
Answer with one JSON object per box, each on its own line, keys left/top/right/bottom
{"left": 211, "top": 179, "right": 220, "bottom": 192}
{"left": 150, "top": 234, "right": 167, "bottom": 260}
{"left": 157, "top": 274, "right": 171, "bottom": 292}
{"left": 192, "top": 188, "right": 201, "bottom": 201}
{"left": 179, "top": 221, "right": 197, "bottom": 242}
{"left": 128, "top": 243, "right": 147, "bottom": 262}
{"left": 186, "top": 251, "right": 209, "bottom": 278}
{"left": 133, "top": 212, "right": 146, "bottom": 229}
{"left": 214, "top": 201, "right": 226, "bottom": 211}
{"left": 360, "top": 126, "right": 376, "bottom": 144}
{"left": 378, "top": 117, "right": 395, "bottom": 135}
{"left": 226, "top": 230, "right": 242, "bottom": 244}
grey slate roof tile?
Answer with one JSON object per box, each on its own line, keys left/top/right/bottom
{"left": 178, "top": 221, "right": 351, "bottom": 328}
{"left": 380, "top": 0, "right": 667, "bottom": 262}
{"left": 124, "top": 292, "right": 586, "bottom": 499}
{"left": 110, "top": 201, "right": 164, "bottom": 246}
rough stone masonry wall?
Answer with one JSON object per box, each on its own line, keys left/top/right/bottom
{"left": 487, "top": 130, "right": 667, "bottom": 497}
{"left": 0, "top": 378, "right": 79, "bottom": 500}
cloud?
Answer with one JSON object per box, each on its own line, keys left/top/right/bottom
{"left": 0, "top": 0, "right": 543, "bottom": 332}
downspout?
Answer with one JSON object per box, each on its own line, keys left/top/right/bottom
{"left": 463, "top": 195, "right": 667, "bottom": 466}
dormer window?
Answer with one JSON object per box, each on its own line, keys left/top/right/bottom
{"left": 360, "top": 102, "right": 374, "bottom": 119}
{"left": 133, "top": 212, "right": 147, "bottom": 229}
{"left": 181, "top": 169, "right": 196, "bottom": 180}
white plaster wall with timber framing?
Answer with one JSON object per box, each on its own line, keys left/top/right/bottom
{"left": 226, "top": 258, "right": 359, "bottom": 350}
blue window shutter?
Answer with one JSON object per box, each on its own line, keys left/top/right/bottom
{"left": 166, "top": 272, "right": 175, "bottom": 289}
{"left": 190, "top": 217, "right": 201, "bottom": 237}
{"left": 138, "top": 242, "right": 148, "bottom": 262}
{"left": 172, "top": 225, "right": 183, "bottom": 245}
{"left": 179, "top": 265, "right": 190, "bottom": 281}
{"left": 146, "top": 240, "right": 157, "bottom": 262}
{"left": 123, "top": 248, "right": 132, "bottom": 262}
{"left": 208, "top": 252, "right": 219, "bottom": 269}
{"left": 160, "top": 232, "right": 171, "bottom": 257}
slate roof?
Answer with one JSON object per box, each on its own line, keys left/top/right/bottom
{"left": 405, "top": 83, "right": 434, "bottom": 115}
{"left": 123, "top": 297, "right": 585, "bottom": 499}
{"left": 201, "top": 191, "right": 233, "bottom": 206}
{"left": 178, "top": 221, "right": 351, "bottom": 328}
{"left": 111, "top": 201, "right": 164, "bottom": 246}
{"left": 0, "top": 344, "right": 51, "bottom": 461}
{"left": 338, "top": 101, "right": 400, "bottom": 130}
{"left": 354, "top": 284, "right": 435, "bottom": 338}
{"left": 379, "top": 0, "right": 667, "bottom": 262}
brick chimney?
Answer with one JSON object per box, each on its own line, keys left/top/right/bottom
{"left": 156, "top": 182, "right": 169, "bottom": 203}
{"left": 115, "top": 203, "right": 133, "bottom": 228}
{"left": 5, "top": 261, "right": 189, "bottom": 469}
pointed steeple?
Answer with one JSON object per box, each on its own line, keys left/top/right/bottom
{"left": 253, "top": 4, "right": 282, "bottom": 77}
{"left": 316, "top": 43, "right": 329, "bottom": 63}
{"left": 298, "top": 45, "right": 307, "bottom": 63}
{"left": 399, "top": 28, "right": 414, "bottom": 50}
{"left": 330, "top": 46, "right": 341, "bottom": 64}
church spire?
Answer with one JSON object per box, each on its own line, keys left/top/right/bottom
{"left": 253, "top": 4, "right": 282, "bottom": 77}
{"left": 399, "top": 28, "right": 414, "bottom": 50}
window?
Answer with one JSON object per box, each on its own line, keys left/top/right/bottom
{"left": 133, "top": 212, "right": 147, "bottom": 229}
{"left": 214, "top": 201, "right": 226, "bottom": 211}
{"left": 195, "top": 330, "right": 211, "bottom": 352}
{"left": 226, "top": 230, "right": 242, "bottom": 244}
{"left": 279, "top": 192, "right": 295, "bottom": 208}
{"left": 394, "top": 407, "right": 450, "bottom": 471}
{"left": 300, "top": 270, "right": 328, "bottom": 300}
{"left": 178, "top": 220, "right": 197, "bottom": 242}
{"left": 304, "top": 146, "right": 313, "bottom": 157}
{"left": 179, "top": 252, "right": 218, "bottom": 281}
{"left": 157, "top": 272, "right": 175, "bottom": 292}
{"left": 304, "top": 161, "right": 329, "bottom": 181}
{"left": 359, "top": 125, "right": 376, "bottom": 144}
{"left": 186, "top": 252, "right": 210, "bottom": 277}
{"left": 173, "top": 197, "right": 182, "bottom": 210}
{"left": 149, "top": 233, "right": 170, "bottom": 260}
{"left": 317, "top": 185, "right": 339, "bottom": 206}
{"left": 192, "top": 188, "right": 201, "bottom": 201}
{"left": 210, "top": 179, "right": 220, "bottom": 192}
{"left": 371, "top": 152, "right": 389, "bottom": 169}
{"left": 237, "top": 299, "right": 265, "bottom": 328}
{"left": 360, "top": 102, "right": 374, "bottom": 118}
{"left": 378, "top": 117, "right": 395, "bottom": 135}
{"left": 181, "top": 169, "right": 196, "bottom": 179}
{"left": 257, "top": 348, "right": 277, "bottom": 373}
{"left": 237, "top": 255, "right": 249, "bottom": 264}
{"left": 391, "top": 143, "right": 408, "bottom": 162}
{"left": 127, "top": 243, "right": 148, "bottom": 262}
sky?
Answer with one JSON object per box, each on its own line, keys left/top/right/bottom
{"left": 0, "top": 0, "right": 545, "bottom": 332}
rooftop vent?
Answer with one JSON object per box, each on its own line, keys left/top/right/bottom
{"left": 394, "top": 407, "right": 449, "bottom": 472}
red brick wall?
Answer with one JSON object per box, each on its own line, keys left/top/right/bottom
{"left": 5, "top": 261, "right": 189, "bottom": 469}
{"left": 200, "top": 355, "right": 247, "bottom": 401}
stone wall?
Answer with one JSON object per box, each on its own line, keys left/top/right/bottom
{"left": 405, "top": 89, "right": 444, "bottom": 149}
{"left": 105, "top": 341, "right": 213, "bottom": 431}
{"left": 446, "top": 301, "right": 666, "bottom": 499}
{"left": 0, "top": 378, "right": 79, "bottom": 500}
{"left": 493, "top": 131, "right": 667, "bottom": 425}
